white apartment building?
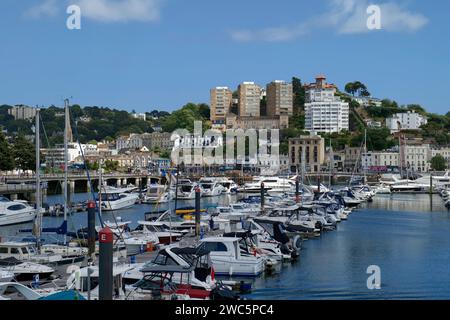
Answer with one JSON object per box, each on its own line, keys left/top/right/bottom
{"left": 41, "top": 143, "right": 97, "bottom": 167}
{"left": 210, "top": 86, "right": 233, "bottom": 121}
{"left": 116, "top": 134, "right": 143, "bottom": 151}
{"left": 386, "top": 111, "right": 428, "bottom": 133}
{"left": 362, "top": 152, "right": 399, "bottom": 170}
{"left": 400, "top": 144, "right": 431, "bottom": 172}
{"left": 131, "top": 112, "right": 147, "bottom": 121}
{"left": 238, "top": 82, "right": 261, "bottom": 117}
{"left": 304, "top": 75, "right": 349, "bottom": 133}
{"left": 266, "top": 80, "right": 293, "bottom": 116}
{"left": 8, "top": 105, "right": 37, "bottom": 120}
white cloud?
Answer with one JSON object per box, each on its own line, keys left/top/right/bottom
{"left": 231, "top": 0, "right": 428, "bottom": 42}
{"left": 25, "top": 0, "right": 164, "bottom": 23}
{"left": 25, "top": 0, "right": 59, "bottom": 19}
{"left": 74, "top": 0, "right": 164, "bottom": 23}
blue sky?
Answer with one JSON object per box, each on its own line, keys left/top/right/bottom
{"left": 0, "top": 0, "right": 449, "bottom": 114}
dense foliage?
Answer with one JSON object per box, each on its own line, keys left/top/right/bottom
{"left": 430, "top": 154, "right": 447, "bottom": 171}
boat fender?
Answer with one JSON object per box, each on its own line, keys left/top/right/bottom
{"left": 292, "top": 235, "right": 302, "bottom": 251}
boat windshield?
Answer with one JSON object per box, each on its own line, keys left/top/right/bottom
{"left": 180, "top": 185, "right": 192, "bottom": 192}
{"left": 99, "top": 193, "right": 121, "bottom": 201}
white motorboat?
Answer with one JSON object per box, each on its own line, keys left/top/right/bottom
{"left": 66, "top": 263, "right": 134, "bottom": 300}
{"left": 0, "top": 257, "right": 54, "bottom": 281}
{"left": 101, "top": 220, "right": 159, "bottom": 256}
{"left": 176, "top": 179, "right": 197, "bottom": 200}
{"left": 0, "top": 270, "right": 14, "bottom": 283}
{"left": 155, "top": 210, "right": 208, "bottom": 233}
{"left": 216, "top": 178, "right": 238, "bottom": 193}
{"left": 135, "top": 221, "right": 183, "bottom": 245}
{"left": 198, "top": 237, "right": 264, "bottom": 277}
{"left": 97, "top": 187, "right": 139, "bottom": 211}
{"left": 237, "top": 176, "right": 294, "bottom": 194}
{"left": 144, "top": 183, "right": 173, "bottom": 204}
{"left": 199, "top": 178, "right": 224, "bottom": 197}
{"left": 123, "top": 246, "right": 216, "bottom": 295}
{"left": 375, "top": 184, "right": 391, "bottom": 194}
{"left": 0, "top": 196, "right": 37, "bottom": 226}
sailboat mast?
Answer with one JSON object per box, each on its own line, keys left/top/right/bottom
{"left": 329, "top": 138, "right": 333, "bottom": 188}
{"left": 63, "top": 99, "right": 69, "bottom": 245}
{"left": 364, "top": 129, "right": 367, "bottom": 185}
{"left": 35, "top": 108, "right": 42, "bottom": 249}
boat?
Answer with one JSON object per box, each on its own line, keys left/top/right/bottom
{"left": 0, "top": 270, "right": 14, "bottom": 283}
{"left": 126, "top": 261, "right": 239, "bottom": 300}
{"left": 0, "top": 282, "right": 85, "bottom": 300}
{"left": 135, "top": 221, "right": 183, "bottom": 245}
{"left": 96, "top": 186, "right": 139, "bottom": 211}
{"left": 216, "top": 178, "right": 238, "bottom": 193}
{"left": 154, "top": 210, "right": 209, "bottom": 233}
{"left": 0, "top": 196, "right": 37, "bottom": 226}
{"left": 199, "top": 178, "right": 225, "bottom": 197}
{"left": 198, "top": 237, "right": 264, "bottom": 277}
{"left": 0, "top": 241, "right": 85, "bottom": 266}
{"left": 123, "top": 246, "right": 222, "bottom": 298}
{"left": 143, "top": 177, "right": 173, "bottom": 204}
{"left": 0, "top": 257, "right": 54, "bottom": 281}
{"left": 175, "top": 179, "right": 197, "bottom": 200}
{"left": 237, "top": 176, "right": 294, "bottom": 194}
{"left": 100, "top": 220, "right": 159, "bottom": 256}
{"left": 143, "top": 185, "right": 173, "bottom": 204}
{"left": 65, "top": 264, "right": 134, "bottom": 300}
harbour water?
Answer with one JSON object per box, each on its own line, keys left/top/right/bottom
{"left": 1, "top": 192, "right": 449, "bottom": 300}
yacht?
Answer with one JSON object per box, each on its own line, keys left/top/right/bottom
{"left": 101, "top": 220, "right": 159, "bottom": 256}
{"left": 144, "top": 185, "right": 173, "bottom": 204}
{"left": 199, "top": 178, "right": 225, "bottom": 197}
{"left": 0, "top": 270, "right": 14, "bottom": 283}
{"left": 97, "top": 187, "right": 139, "bottom": 211}
{"left": 216, "top": 178, "right": 238, "bottom": 194}
{"left": 122, "top": 246, "right": 217, "bottom": 297}
{"left": 135, "top": 221, "right": 183, "bottom": 245}
{"left": 198, "top": 237, "right": 264, "bottom": 277}
{"left": 0, "top": 242, "right": 85, "bottom": 266}
{"left": 0, "top": 196, "right": 37, "bottom": 226}
{"left": 237, "top": 177, "right": 294, "bottom": 194}
{"left": 0, "top": 257, "right": 55, "bottom": 281}
{"left": 176, "top": 179, "right": 197, "bottom": 200}
{"left": 155, "top": 210, "right": 208, "bottom": 233}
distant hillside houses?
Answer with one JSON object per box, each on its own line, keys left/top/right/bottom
{"left": 386, "top": 110, "right": 428, "bottom": 133}
{"left": 8, "top": 105, "right": 36, "bottom": 120}
{"left": 116, "top": 132, "right": 174, "bottom": 152}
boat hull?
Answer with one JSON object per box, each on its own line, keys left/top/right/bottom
{"left": 0, "top": 211, "right": 37, "bottom": 227}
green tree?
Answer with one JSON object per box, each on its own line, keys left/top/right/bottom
{"left": 0, "top": 131, "right": 14, "bottom": 171}
{"left": 292, "top": 77, "right": 305, "bottom": 112}
{"left": 104, "top": 160, "right": 119, "bottom": 172}
{"left": 162, "top": 103, "right": 210, "bottom": 133}
{"left": 345, "top": 82, "right": 357, "bottom": 96}
{"left": 430, "top": 154, "right": 447, "bottom": 171}
{"left": 12, "top": 134, "right": 35, "bottom": 171}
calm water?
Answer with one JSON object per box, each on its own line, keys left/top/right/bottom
{"left": 1, "top": 192, "right": 450, "bottom": 300}
{"left": 250, "top": 194, "right": 450, "bottom": 300}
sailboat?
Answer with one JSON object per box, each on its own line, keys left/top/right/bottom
{"left": 27, "top": 103, "right": 87, "bottom": 264}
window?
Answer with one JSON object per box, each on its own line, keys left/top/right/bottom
{"left": 202, "top": 242, "right": 227, "bottom": 252}
{"left": 7, "top": 204, "right": 26, "bottom": 211}
{"left": 0, "top": 247, "right": 8, "bottom": 254}
{"left": 11, "top": 248, "right": 20, "bottom": 254}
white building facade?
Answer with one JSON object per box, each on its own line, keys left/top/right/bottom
{"left": 386, "top": 111, "right": 428, "bottom": 133}
{"left": 304, "top": 75, "right": 349, "bottom": 133}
